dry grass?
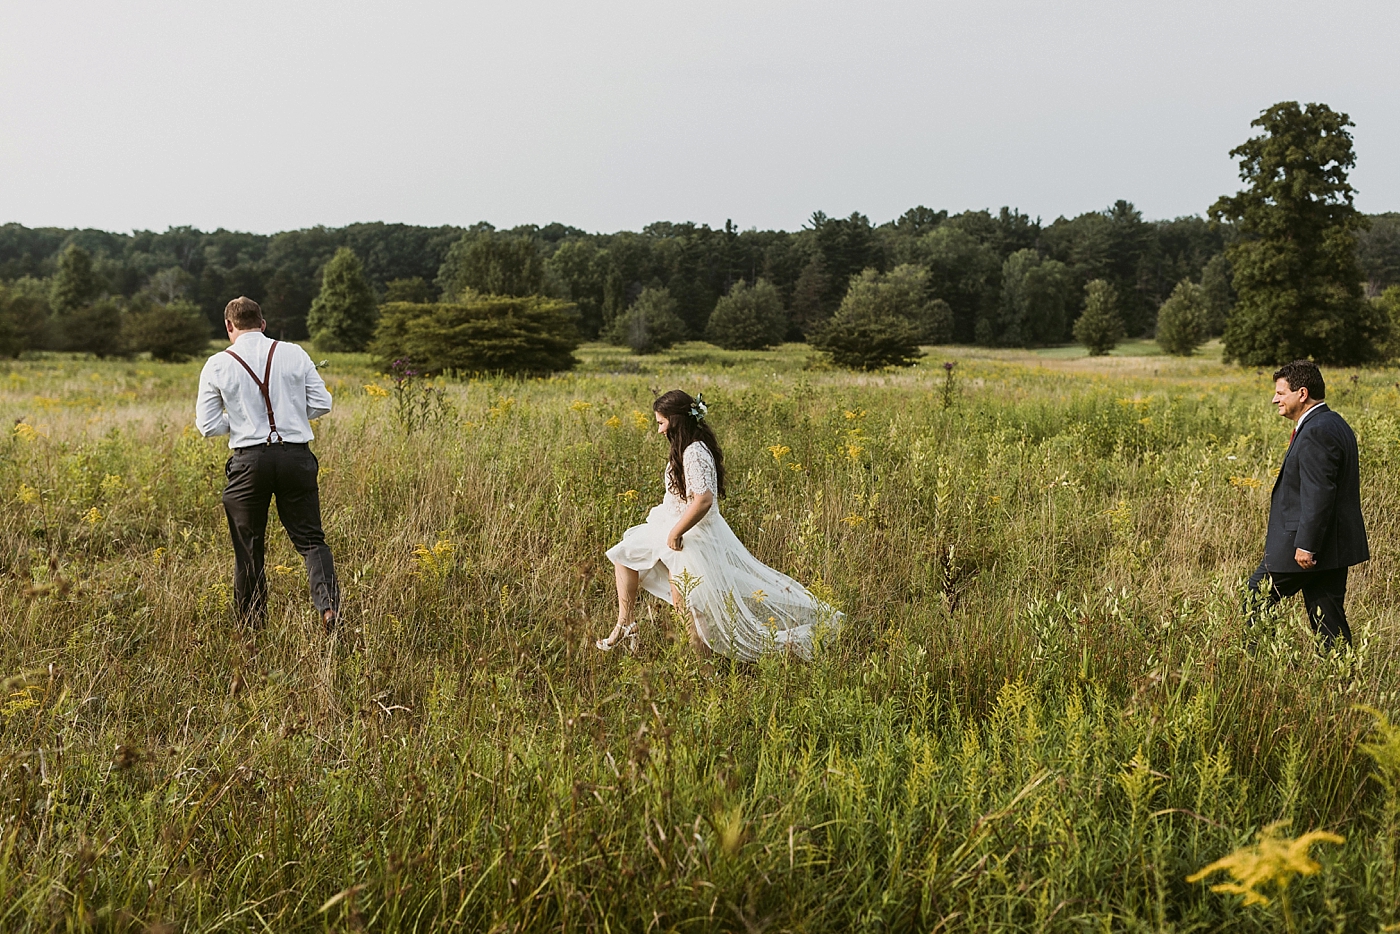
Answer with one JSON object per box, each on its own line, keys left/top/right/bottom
{"left": 2, "top": 342, "right": 1399, "bottom": 931}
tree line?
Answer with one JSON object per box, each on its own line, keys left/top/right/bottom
{"left": 2, "top": 102, "right": 1398, "bottom": 365}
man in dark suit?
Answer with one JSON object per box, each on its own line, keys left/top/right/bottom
{"left": 1246, "top": 360, "right": 1368, "bottom": 649}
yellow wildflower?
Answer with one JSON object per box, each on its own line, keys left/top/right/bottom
{"left": 844, "top": 409, "right": 866, "bottom": 420}
{"left": 631, "top": 409, "right": 650, "bottom": 430}
{"left": 273, "top": 564, "right": 297, "bottom": 576}
{"left": 751, "top": 589, "right": 767, "bottom": 603}
{"left": 17, "top": 483, "right": 39, "bottom": 505}
{"left": 1187, "top": 821, "right": 1344, "bottom": 907}
{"left": 619, "top": 489, "right": 639, "bottom": 502}
{"left": 82, "top": 507, "right": 103, "bottom": 525}
{"left": 100, "top": 474, "right": 123, "bottom": 498}
{"left": 1229, "top": 476, "right": 1263, "bottom": 489}
{"left": 151, "top": 547, "right": 166, "bottom": 563}
{"left": 569, "top": 400, "right": 592, "bottom": 413}
{"left": 768, "top": 444, "right": 791, "bottom": 461}
{"left": 605, "top": 415, "right": 622, "bottom": 430}
{"left": 846, "top": 443, "right": 864, "bottom": 460}
{"left": 841, "top": 515, "right": 865, "bottom": 526}
{"left": 364, "top": 383, "right": 389, "bottom": 398}
{"left": 14, "top": 422, "right": 38, "bottom": 441}
{"left": 789, "top": 463, "right": 805, "bottom": 472}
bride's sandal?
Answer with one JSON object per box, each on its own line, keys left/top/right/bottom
{"left": 595, "top": 620, "right": 638, "bottom": 652}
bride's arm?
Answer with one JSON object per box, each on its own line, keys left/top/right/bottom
{"left": 667, "top": 491, "right": 713, "bottom": 551}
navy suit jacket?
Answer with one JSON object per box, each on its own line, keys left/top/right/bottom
{"left": 1265, "top": 404, "right": 1369, "bottom": 572}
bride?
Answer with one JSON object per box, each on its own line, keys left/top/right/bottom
{"left": 596, "top": 390, "right": 842, "bottom": 660}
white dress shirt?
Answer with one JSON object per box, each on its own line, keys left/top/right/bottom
{"left": 196, "top": 332, "right": 332, "bottom": 448}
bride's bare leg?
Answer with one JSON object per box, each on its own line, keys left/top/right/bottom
{"left": 597, "top": 564, "right": 641, "bottom": 650}
{"left": 615, "top": 564, "right": 639, "bottom": 626}
{"left": 670, "top": 580, "right": 712, "bottom": 658}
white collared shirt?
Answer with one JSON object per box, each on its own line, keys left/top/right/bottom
{"left": 1294, "top": 401, "right": 1327, "bottom": 436}
{"left": 196, "top": 332, "right": 332, "bottom": 448}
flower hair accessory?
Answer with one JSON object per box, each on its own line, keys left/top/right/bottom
{"left": 689, "top": 393, "right": 708, "bottom": 422}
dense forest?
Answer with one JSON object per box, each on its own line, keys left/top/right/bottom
{"left": 2, "top": 205, "right": 1398, "bottom": 349}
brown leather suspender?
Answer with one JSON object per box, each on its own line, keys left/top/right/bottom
{"left": 223, "top": 341, "right": 283, "bottom": 444}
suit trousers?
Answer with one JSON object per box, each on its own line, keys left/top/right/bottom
{"left": 222, "top": 443, "right": 339, "bottom": 626}
{"left": 1245, "top": 561, "right": 1351, "bottom": 649}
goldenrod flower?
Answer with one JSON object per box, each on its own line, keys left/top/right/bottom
{"left": 569, "top": 400, "right": 592, "bottom": 413}
{"left": 605, "top": 415, "right": 622, "bottom": 429}
{"left": 82, "top": 507, "right": 103, "bottom": 525}
{"left": 768, "top": 444, "right": 791, "bottom": 461}
{"left": 1229, "top": 476, "right": 1263, "bottom": 489}
{"left": 619, "top": 489, "right": 639, "bottom": 502}
{"left": 631, "top": 410, "right": 650, "bottom": 430}
{"left": 14, "top": 422, "right": 38, "bottom": 441}
{"left": 841, "top": 515, "right": 865, "bottom": 526}
{"left": 1187, "top": 821, "right": 1344, "bottom": 907}
{"left": 364, "top": 383, "right": 389, "bottom": 398}
{"left": 17, "top": 483, "right": 39, "bottom": 505}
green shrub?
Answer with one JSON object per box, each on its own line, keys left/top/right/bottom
{"left": 0, "top": 279, "right": 51, "bottom": 357}
{"left": 371, "top": 297, "right": 580, "bottom": 376}
{"left": 840, "top": 265, "right": 953, "bottom": 345}
{"left": 54, "top": 298, "right": 123, "bottom": 357}
{"left": 1155, "top": 279, "right": 1210, "bottom": 356}
{"left": 1074, "top": 279, "right": 1124, "bottom": 356}
{"left": 606, "top": 287, "right": 687, "bottom": 354}
{"left": 308, "top": 247, "right": 377, "bottom": 352}
{"left": 811, "top": 305, "right": 922, "bottom": 370}
{"left": 706, "top": 279, "right": 788, "bottom": 350}
{"left": 122, "top": 299, "right": 212, "bottom": 361}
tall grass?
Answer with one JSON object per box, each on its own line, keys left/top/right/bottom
{"left": 1, "top": 343, "right": 1398, "bottom": 931}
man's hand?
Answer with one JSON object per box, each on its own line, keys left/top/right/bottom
{"left": 1295, "top": 548, "right": 1317, "bottom": 569}
{"left": 668, "top": 528, "right": 684, "bottom": 551}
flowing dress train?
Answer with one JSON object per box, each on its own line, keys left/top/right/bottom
{"left": 605, "top": 441, "right": 842, "bottom": 661}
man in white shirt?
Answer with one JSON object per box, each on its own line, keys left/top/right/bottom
{"left": 196, "top": 296, "right": 340, "bottom": 633}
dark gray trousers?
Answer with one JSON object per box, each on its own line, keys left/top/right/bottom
{"left": 222, "top": 443, "right": 339, "bottom": 626}
{"left": 1246, "top": 561, "right": 1351, "bottom": 649}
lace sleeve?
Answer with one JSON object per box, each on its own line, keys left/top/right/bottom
{"left": 683, "top": 442, "right": 717, "bottom": 499}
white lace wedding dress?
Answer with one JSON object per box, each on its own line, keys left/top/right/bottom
{"left": 606, "top": 441, "right": 842, "bottom": 661}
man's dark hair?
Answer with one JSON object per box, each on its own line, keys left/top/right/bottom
{"left": 224, "top": 296, "right": 264, "bottom": 330}
{"left": 1273, "top": 359, "right": 1325, "bottom": 401}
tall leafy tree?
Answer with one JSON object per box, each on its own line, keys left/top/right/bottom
{"left": 986, "top": 249, "right": 1072, "bottom": 346}
{"left": 607, "top": 287, "right": 687, "bottom": 354}
{"left": 1212, "top": 102, "right": 1381, "bottom": 365}
{"left": 436, "top": 235, "right": 545, "bottom": 300}
{"left": 1073, "top": 280, "right": 1124, "bottom": 356}
{"left": 840, "top": 265, "right": 952, "bottom": 344}
{"left": 1155, "top": 279, "right": 1209, "bottom": 356}
{"left": 913, "top": 226, "right": 1001, "bottom": 343}
{"left": 706, "top": 279, "right": 787, "bottom": 350}
{"left": 50, "top": 244, "right": 101, "bottom": 314}
{"left": 307, "top": 247, "right": 377, "bottom": 352}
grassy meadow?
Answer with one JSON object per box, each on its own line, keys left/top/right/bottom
{"left": 3, "top": 341, "right": 1400, "bottom": 932}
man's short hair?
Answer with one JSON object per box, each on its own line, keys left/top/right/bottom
{"left": 1274, "top": 359, "right": 1325, "bottom": 401}
{"left": 225, "top": 296, "right": 264, "bottom": 330}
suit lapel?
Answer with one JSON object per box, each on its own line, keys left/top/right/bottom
{"left": 1273, "top": 404, "right": 1328, "bottom": 493}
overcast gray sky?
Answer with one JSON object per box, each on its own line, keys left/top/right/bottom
{"left": 2, "top": 0, "right": 1397, "bottom": 234}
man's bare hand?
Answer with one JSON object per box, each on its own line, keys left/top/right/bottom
{"left": 1295, "top": 548, "right": 1317, "bottom": 569}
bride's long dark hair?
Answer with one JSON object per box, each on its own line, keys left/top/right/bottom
{"left": 654, "top": 389, "right": 726, "bottom": 499}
